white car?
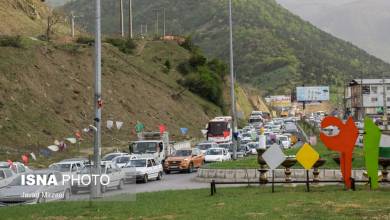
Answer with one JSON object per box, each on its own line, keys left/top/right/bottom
{"left": 0, "top": 171, "right": 71, "bottom": 205}
{"left": 112, "top": 155, "right": 136, "bottom": 168}
{"left": 123, "top": 158, "right": 163, "bottom": 183}
{"left": 0, "top": 168, "right": 17, "bottom": 189}
{"left": 276, "top": 135, "right": 291, "bottom": 149}
{"left": 247, "top": 142, "right": 259, "bottom": 155}
{"left": 101, "top": 152, "right": 129, "bottom": 165}
{"left": 205, "top": 148, "right": 231, "bottom": 163}
{"left": 49, "top": 161, "right": 84, "bottom": 174}
{"left": 0, "top": 162, "right": 31, "bottom": 174}
{"left": 195, "top": 142, "right": 218, "bottom": 155}
{"left": 71, "top": 163, "right": 125, "bottom": 194}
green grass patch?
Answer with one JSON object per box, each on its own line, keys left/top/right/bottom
{"left": 206, "top": 142, "right": 365, "bottom": 169}
{"left": 1, "top": 186, "right": 390, "bottom": 219}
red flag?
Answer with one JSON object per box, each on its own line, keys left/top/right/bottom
{"left": 21, "top": 154, "right": 29, "bottom": 165}
{"left": 75, "top": 131, "right": 82, "bottom": 140}
{"left": 159, "top": 124, "right": 166, "bottom": 134}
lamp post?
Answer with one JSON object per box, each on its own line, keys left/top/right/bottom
{"left": 229, "top": 0, "right": 237, "bottom": 160}
{"left": 91, "top": 0, "right": 102, "bottom": 199}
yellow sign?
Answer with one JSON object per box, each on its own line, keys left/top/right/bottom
{"left": 296, "top": 143, "right": 319, "bottom": 170}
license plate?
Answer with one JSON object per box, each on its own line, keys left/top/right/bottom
{"left": 170, "top": 166, "right": 178, "bottom": 169}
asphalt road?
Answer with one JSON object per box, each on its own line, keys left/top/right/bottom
{"left": 70, "top": 171, "right": 208, "bottom": 201}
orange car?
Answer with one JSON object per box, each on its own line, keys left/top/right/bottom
{"left": 164, "top": 148, "right": 205, "bottom": 174}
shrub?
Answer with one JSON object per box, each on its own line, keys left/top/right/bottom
{"left": 164, "top": 60, "right": 171, "bottom": 70}
{"left": 182, "top": 67, "right": 224, "bottom": 107}
{"left": 189, "top": 53, "right": 207, "bottom": 67}
{"left": 76, "top": 36, "right": 94, "bottom": 45}
{"left": 105, "top": 37, "right": 136, "bottom": 54}
{"left": 0, "top": 36, "right": 23, "bottom": 48}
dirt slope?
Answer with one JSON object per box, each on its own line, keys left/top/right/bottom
{"left": 0, "top": 39, "right": 221, "bottom": 155}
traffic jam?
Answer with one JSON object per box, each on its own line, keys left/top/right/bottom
{"left": 0, "top": 111, "right": 302, "bottom": 206}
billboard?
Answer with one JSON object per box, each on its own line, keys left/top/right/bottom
{"left": 265, "top": 96, "right": 291, "bottom": 107}
{"left": 296, "top": 86, "right": 329, "bottom": 102}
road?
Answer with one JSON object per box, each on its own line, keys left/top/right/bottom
{"left": 70, "top": 172, "right": 208, "bottom": 201}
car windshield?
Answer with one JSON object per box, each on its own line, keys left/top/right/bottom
{"left": 126, "top": 160, "right": 147, "bottom": 167}
{"left": 49, "top": 164, "right": 71, "bottom": 172}
{"left": 173, "top": 150, "right": 192, "bottom": 157}
{"left": 248, "top": 143, "right": 257, "bottom": 148}
{"left": 102, "top": 154, "right": 121, "bottom": 161}
{"left": 133, "top": 142, "right": 157, "bottom": 154}
{"left": 279, "top": 137, "right": 288, "bottom": 141}
{"left": 218, "top": 144, "right": 230, "bottom": 149}
{"left": 196, "top": 144, "right": 211, "bottom": 150}
{"left": 206, "top": 149, "right": 223, "bottom": 155}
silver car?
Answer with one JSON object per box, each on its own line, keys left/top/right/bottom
{"left": 0, "top": 171, "right": 71, "bottom": 206}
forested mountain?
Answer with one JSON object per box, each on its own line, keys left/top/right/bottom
{"left": 63, "top": 0, "right": 390, "bottom": 95}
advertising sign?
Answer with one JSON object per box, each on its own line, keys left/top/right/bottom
{"left": 296, "top": 86, "right": 329, "bottom": 102}
{"left": 268, "top": 96, "right": 291, "bottom": 107}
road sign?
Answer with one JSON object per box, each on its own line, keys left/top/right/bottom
{"left": 296, "top": 143, "right": 319, "bottom": 170}
{"left": 262, "top": 145, "right": 286, "bottom": 170}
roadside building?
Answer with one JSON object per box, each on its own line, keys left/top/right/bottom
{"left": 345, "top": 79, "right": 390, "bottom": 121}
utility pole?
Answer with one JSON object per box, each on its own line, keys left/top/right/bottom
{"left": 91, "top": 0, "right": 102, "bottom": 199}
{"left": 145, "top": 24, "right": 148, "bottom": 34}
{"left": 120, "top": 0, "right": 124, "bottom": 37}
{"left": 154, "top": 9, "right": 159, "bottom": 36}
{"left": 383, "top": 72, "right": 388, "bottom": 130}
{"left": 128, "top": 0, "right": 133, "bottom": 38}
{"left": 140, "top": 24, "right": 143, "bottom": 35}
{"left": 163, "top": 8, "right": 166, "bottom": 37}
{"left": 229, "top": 0, "right": 238, "bottom": 160}
{"left": 71, "top": 11, "right": 75, "bottom": 38}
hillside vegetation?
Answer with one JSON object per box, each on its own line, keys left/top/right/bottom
{"left": 63, "top": 0, "right": 390, "bottom": 96}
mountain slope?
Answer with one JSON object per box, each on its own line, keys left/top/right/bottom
{"left": 63, "top": 0, "right": 390, "bottom": 96}
{"left": 277, "top": 0, "right": 390, "bottom": 63}
{"left": 0, "top": 37, "right": 225, "bottom": 150}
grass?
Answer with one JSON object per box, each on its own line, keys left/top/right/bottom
{"left": 206, "top": 142, "right": 366, "bottom": 169}
{"left": 1, "top": 186, "right": 390, "bottom": 219}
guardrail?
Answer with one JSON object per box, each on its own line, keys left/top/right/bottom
{"left": 209, "top": 177, "right": 389, "bottom": 196}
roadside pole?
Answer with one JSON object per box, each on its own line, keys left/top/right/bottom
{"left": 163, "top": 8, "right": 166, "bottom": 37}
{"left": 91, "top": 0, "right": 102, "bottom": 199}
{"left": 229, "top": 0, "right": 238, "bottom": 160}
{"left": 71, "top": 11, "right": 75, "bottom": 38}
{"left": 128, "top": 0, "right": 133, "bottom": 38}
{"left": 120, "top": 0, "right": 124, "bottom": 37}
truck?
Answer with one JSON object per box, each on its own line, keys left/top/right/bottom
{"left": 129, "top": 132, "right": 173, "bottom": 164}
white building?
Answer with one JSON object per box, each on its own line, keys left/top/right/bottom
{"left": 345, "top": 79, "right": 390, "bottom": 120}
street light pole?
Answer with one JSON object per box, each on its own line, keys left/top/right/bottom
{"left": 229, "top": 0, "right": 238, "bottom": 160}
{"left": 91, "top": 0, "right": 102, "bottom": 199}
{"left": 128, "top": 0, "right": 133, "bottom": 38}
{"left": 120, "top": 0, "right": 124, "bottom": 37}
{"left": 163, "top": 8, "right": 166, "bottom": 37}
{"left": 71, "top": 11, "right": 75, "bottom": 38}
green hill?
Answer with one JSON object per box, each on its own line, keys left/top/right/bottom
{"left": 63, "top": 0, "right": 390, "bottom": 95}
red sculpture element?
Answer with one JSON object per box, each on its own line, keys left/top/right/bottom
{"left": 320, "top": 117, "right": 358, "bottom": 189}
